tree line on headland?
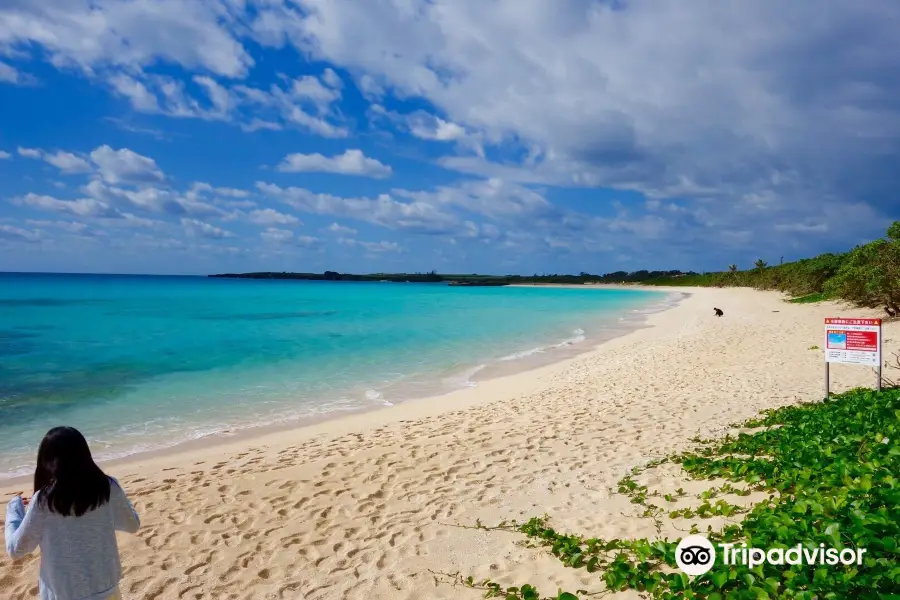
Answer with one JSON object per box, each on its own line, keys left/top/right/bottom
{"left": 646, "top": 220, "right": 900, "bottom": 317}
{"left": 208, "top": 268, "right": 697, "bottom": 286}
{"left": 210, "top": 221, "right": 900, "bottom": 316}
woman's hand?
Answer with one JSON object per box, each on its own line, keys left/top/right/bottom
{"left": 12, "top": 492, "right": 29, "bottom": 507}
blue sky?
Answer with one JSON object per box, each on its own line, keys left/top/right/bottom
{"left": 1, "top": 1, "right": 898, "bottom": 275}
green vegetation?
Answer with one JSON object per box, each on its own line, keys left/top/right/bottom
{"left": 645, "top": 221, "right": 900, "bottom": 315}
{"left": 438, "top": 387, "right": 900, "bottom": 599}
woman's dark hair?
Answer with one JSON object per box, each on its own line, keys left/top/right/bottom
{"left": 34, "top": 427, "right": 111, "bottom": 516}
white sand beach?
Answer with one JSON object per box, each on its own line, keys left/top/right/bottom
{"left": 2, "top": 287, "right": 896, "bottom": 599}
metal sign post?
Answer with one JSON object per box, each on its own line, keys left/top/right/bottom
{"left": 823, "top": 317, "right": 883, "bottom": 397}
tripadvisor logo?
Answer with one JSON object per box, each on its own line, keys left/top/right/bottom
{"left": 676, "top": 535, "right": 716, "bottom": 576}
{"left": 676, "top": 535, "right": 867, "bottom": 576}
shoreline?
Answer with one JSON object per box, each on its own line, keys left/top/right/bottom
{"left": 3, "top": 287, "right": 894, "bottom": 600}
{"left": 0, "top": 286, "right": 685, "bottom": 488}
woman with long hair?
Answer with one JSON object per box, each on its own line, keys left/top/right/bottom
{"left": 5, "top": 426, "right": 140, "bottom": 600}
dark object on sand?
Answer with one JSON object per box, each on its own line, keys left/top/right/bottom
{"left": 714, "top": 308, "right": 724, "bottom": 317}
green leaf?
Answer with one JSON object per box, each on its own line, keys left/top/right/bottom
{"left": 710, "top": 571, "right": 727, "bottom": 589}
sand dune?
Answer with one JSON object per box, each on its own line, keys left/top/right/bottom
{"left": 2, "top": 288, "right": 895, "bottom": 599}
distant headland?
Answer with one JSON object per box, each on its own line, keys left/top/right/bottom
{"left": 207, "top": 270, "right": 698, "bottom": 287}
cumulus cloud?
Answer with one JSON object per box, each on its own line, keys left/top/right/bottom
{"left": 84, "top": 180, "right": 223, "bottom": 218}
{"left": 0, "top": 60, "right": 19, "bottom": 83}
{"left": 108, "top": 74, "right": 160, "bottom": 112}
{"left": 276, "top": 149, "right": 392, "bottom": 178}
{"left": 326, "top": 222, "right": 357, "bottom": 235}
{"left": 212, "top": 187, "right": 249, "bottom": 199}
{"left": 13, "top": 147, "right": 97, "bottom": 174}
{"left": 248, "top": 208, "right": 301, "bottom": 226}
{"left": 186, "top": 182, "right": 252, "bottom": 208}
{"left": 0, "top": 224, "right": 41, "bottom": 243}
{"left": 25, "top": 219, "right": 89, "bottom": 234}
{"left": 257, "top": 181, "right": 460, "bottom": 234}
{"left": 338, "top": 238, "right": 402, "bottom": 253}
{"left": 16, "top": 193, "right": 124, "bottom": 219}
{"left": 246, "top": 0, "right": 898, "bottom": 249}
{"left": 193, "top": 75, "right": 231, "bottom": 117}
{"left": 106, "top": 66, "right": 347, "bottom": 136}
{"left": 0, "top": 151, "right": 10, "bottom": 160}
{"left": 370, "top": 105, "right": 472, "bottom": 147}
{"left": 4, "top": 1, "right": 900, "bottom": 268}
{"left": 89, "top": 146, "right": 164, "bottom": 184}
{"left": 260, "top": 227, "right": 295, "bottom": 244}
{"left": 260, "top": 228, "right": 319, "bottom": 247}
{"left": 321, "top": 68, "right": 342, "bottom": 89}
{"left": 289, "top": 75, "right": 340, "bottom": 109}
{"left": 407, "top": 114, "right": 466, "bottom": 142}
{"left": 0, "top": 0, "right": 252, "bottom": 78}
{"left": 43, "top": 151, "right": 92, "bottom": 174}
{"left": 181, "top": 218, "right": 235, "bottom": 239}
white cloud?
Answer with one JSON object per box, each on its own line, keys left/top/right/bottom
{"left": 188, "top": 182, "right": 250, "bottom": 199}
{"left": 276, "top": 149, "right": 392, "bottom": 178}
{"left": 339, "top": 238, "right": 402, "bottom": 252}
{"left": 260, "top": 228, "right": 319, "bottom": 247}
{"left": 0, "top": 60, "right": 19, "bottom": 83}
{"left": 242, "top": 0, "right": 898, "bottom": 244}
{"left": 213, "top": 187, "right": 249, "bottom": 199}
{"left": 370, "top": 105, "right": 470, "bottom": 144}
{"left": 289, "top": 75, "right": 340, "bottom": 109}
{"left": 0, "top": 224, "right": 41, "bottom": 243}
{"left": 43, "top": 151, "right": 93, "bottom": 174}
{"left": 326, "top": 222, "right": 357, "bottom": 235}
{"left": 83, "top": 180, "right": 223, "bottom": 218}
{"left": 356, "top": 74, "right": 384, "bottom": 100}
{"left": 242, "top": 119, "right": 282, "bottom": 132}
{"left": 248, "top": 208, "right": 301, "bottom": 226}
{"left": 4, "top": 1, "right": 898, "bottom": 266}
{"left": 0, "top": 151, "right": 10, "bottom": 160}
{"left": 106, "top": 69, "right": 348, "bottom": 136}
{"left": 321, "top": 68, "right": 342, "bottom": 89}
{"left": 25, "top": 220, "right": 89, "bottom": 234}
{"left": 295, "top": 235, "right": 320, "bottom": 247}
{"left": 261, "top": 227, "right": 294, "bottom": 244}
{"left": 257, "top": 181, "right": 460, "bottom": 234}
{"left": 0, "top": 1, "right": 252, "bottom": 78}
{"left": 12, "top": 147, "right": 95, "bottom": 174}
{"left": 408, "top": 115, "right": 466, "bottom": 142}
{"left": 282, "top": 107, "right": 347, "bottom": 138}
{"left": 108, "top": 74, "right": 159, "bottom": 112}
{"left": 89, "top": 146, "right": 164, "bottom": 184}
{"left": 17, "top": 193, "right": 123, "bottom": 219}
{"left": 181, "top": 218, "right": 234, "bottom": 239}
{"left": 193, "top": 75, "right": 231, "bottom": 117}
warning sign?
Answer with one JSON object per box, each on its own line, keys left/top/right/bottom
{"left": 824, "top": 318, "right": 882, "bottom": 367}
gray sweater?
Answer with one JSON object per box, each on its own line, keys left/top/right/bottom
{"left": 5, "top": 478, "right": 140, "bottom": 600}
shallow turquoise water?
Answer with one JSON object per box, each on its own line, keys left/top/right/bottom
{"left": 0, "top": 273, "right": 667, "bottom": 478}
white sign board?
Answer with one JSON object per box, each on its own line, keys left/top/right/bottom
{"left": 824, "top": 318, "right": 882, "bottom": 367}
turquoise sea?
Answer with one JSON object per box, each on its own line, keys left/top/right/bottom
{"left": 0, "top": 273, "right": 672, "bottom": 479}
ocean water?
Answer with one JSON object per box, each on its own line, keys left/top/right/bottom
{"left": 0, "top": 273, "right": 671, "bottom": 479}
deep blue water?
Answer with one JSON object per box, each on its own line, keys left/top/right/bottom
{"left": 0, "top": 273, "right": 667, "bottom": 478}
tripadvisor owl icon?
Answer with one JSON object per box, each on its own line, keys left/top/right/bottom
{"left": 676, "top": 535, "right": 716, "bottom": 576}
